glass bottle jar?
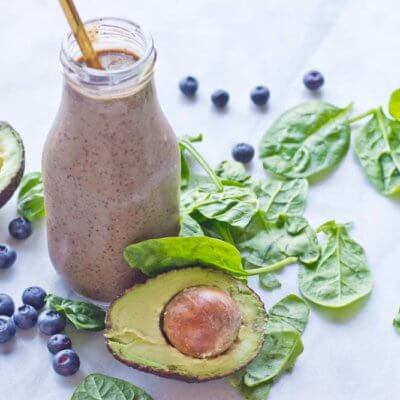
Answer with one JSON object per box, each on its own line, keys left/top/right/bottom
{"left": 42, "top": 18, "right": 180, "bottom": 303}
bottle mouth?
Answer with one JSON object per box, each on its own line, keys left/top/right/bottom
{"left": 61, "top": 17, "right": 156, "bottom": 89}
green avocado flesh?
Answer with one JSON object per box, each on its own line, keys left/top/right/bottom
{"left": 0, "top": 122, "right": 24, "bottom": 207}
{"left": 105, "top": 267, "right": 266, "bottom": 382}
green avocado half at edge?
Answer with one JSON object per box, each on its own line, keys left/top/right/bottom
{"left": 0, "top": 122, "right": 25, "bottom": 207}
{"left": 105, "top": 267, "right": 267, "bottom": 382}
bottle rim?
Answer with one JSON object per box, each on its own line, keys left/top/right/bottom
{"left": 60, "top": 17, "right": 156, "bottom": 88}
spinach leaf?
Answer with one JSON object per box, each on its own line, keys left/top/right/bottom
{"left": 267, "top": 293, "right": 310, "bottom": 334}
{"left": 231, "top": 213, "right": 320, "bottom": 270}
{"left": 354, "top": 107, "right": 400, "bottom": 195}
{"left": 230, "top": 295, "right": 309, "bottom": 396}
{"left": 259, "top": 272, "right": 281, "bottom": 291}
{"left": 179, "top": 136, "right": 224, "bottom": 192}
{"left": 71, "top": 373, "right": 153, "bottom": 400}
{"left": 181, "top": 153, "right": 190, "bottom": 190}
{"left": 46, "top": 294, "right": 105, "bottom": 331}
{"left": 124, "top": 235, "right": 298, "bottom": 280}
{"left": 17, "top": 172, "right": 45, "bottom": 221}
{"left": 231, "top": 213, "right": 319, "bottom": 292}
{"left": 259, "top": 101, "right": 351, "bottom": 179}
{"left": 179, "top": 137, "right": 259, "bottom": 229}
{"left": 179, "top": 214, "right": 204, "bottom": 237}
{"left": 245, "top": 330, "right": 303, "bottom": 387}
{"left": 299, "top": 221, "right": 373, "bottom": 308}
{"left": 181, "top": 183, "right": 258, "bottom": 229}
{"left": 244, "top": 295, "right": 309, "bottom": 386}
{"left": 393, "top": 308, "right": 400, "bottom": 333}
{"left": 199, "top": 210, "right": 313, "bottom": 291}
{"left": 389, "top": 89, "right": 400, "bottom": 121}
{"left": 179, "top": 134, "right": 203, "bottom": 190}
{"left": 253, "top": 177, "right": 308, "bottom": 220}
{"left": 229, "top": 370, "right": 271, "bottom": 400}
{"left": 215, "top": 160, "right": 252, "bottom": 185}
{"left": 124, "top": 236, "right": 247, "bottom": 278}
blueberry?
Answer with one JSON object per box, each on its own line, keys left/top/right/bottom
{"left": 13, "top": 305, "right": 38, "bottom": 329}
{"left": 179, "top": 76, "right": 199, "bottom": 97}
{"left": 0, "top": 244, "right": 17, "bottom": 269}
{"left": 0, "top": 316, "right": 16, "bottom": 343}
{"left": 22, "top": 287, "right": 47, "bottom": 310}
{"left": 48, "top": 334, "right": 72, "bottom": 354}
{"left": 303, "top": 70, "right": 324, "bottom": 91}
{"left": 0, "top": 294, "right": 15, "bottom": 316}
{"left": 38, "top": 310, "right": 66, "bottom": 335}
{"left": 9, "top": 217, "right": 33, "bottom": 240}
{"left": 250, "top": 86, "right": 270, "bottom": 106}
{"left": 232, "top": 143, "right": 255, "bottom": 164}
{"left": 211, "top": 90, "right": 229, "bottom": 108}
{"left": 53, "top": 349, "right": 80, "bottom": 376}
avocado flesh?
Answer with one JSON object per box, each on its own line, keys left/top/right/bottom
{"left": 105, "top": 267, "right": 266, "bottom": 382}
{"left": 0, "top": 122, "right": 25, "bottom": 208}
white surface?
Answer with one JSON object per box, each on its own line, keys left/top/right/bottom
{"left": 0, "top": 0, "right": 399, "bottom": 399}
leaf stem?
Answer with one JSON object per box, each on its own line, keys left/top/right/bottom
{"left": 348, "top": 108, "right": 376, "bottom": 124}
{"left": 179, "top": 139, "right": 224, "bottom": 192}
{"left": 315, "top": 226, "right": 324, "bottom": 233}
{"left": 245, "top": 256, "right": 298, "bottom": 276}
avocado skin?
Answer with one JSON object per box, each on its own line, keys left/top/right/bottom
{"left": 105, "top": 268, "right": 267, "bottom": 383}
{"left": 0, "top": 122, "right": 25, "bottom": 208}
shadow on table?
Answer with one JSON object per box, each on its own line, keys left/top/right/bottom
{"left": 0, "top": 337, "right": 17, "bottom": 354}
{"left": 54, "top": 368, "right": 86, "bottom": 391}
{"left": 308, "top": 294, "right": 371, "bottom": 323}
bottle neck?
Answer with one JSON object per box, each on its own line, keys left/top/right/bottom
{"left": 60, "top": 18, "right": 156, "bottom": 99}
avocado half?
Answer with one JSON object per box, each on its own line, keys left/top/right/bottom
{"left": 0, "top": 122, "right": 25, "bottom": 208}
{"left": 105, "top": 267, "right": 266, "bottom": 382}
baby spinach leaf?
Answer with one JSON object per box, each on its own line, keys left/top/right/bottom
{"left": 184, "top": 174, "right": 212, "bottom": 191}
{"left": 71, "top": 373, "right": 153, "bottom": 400}
{"left": 393, "top": 308, "right": 400, "bottom": 333}
{"left": 181, "top": 183, "right": 258, "bottom": 228}
{"left": 231, "top": 295, "right": 309, "bottom": 395}
{"left": 299, "top": 221, "right": 373, "bottom": 308}
{"left": 46, "top": 294, "right": 105, "bottom": 331}
{"left": 179, "top": 214, "right": 204, "bottom": 237}
{"left": 181, "top": 154, "right": 190, "bottom": 190}
{"left": 124, "top": 235, "right": 297, "bottom": 280}
{"left": 179, "top": 136, "right": 224, "bottom": 192}
{"left": 181, "top": 184, "right": 211, "bottom": 211}
{"left": 179, "top": 138, "right": 259, "bottom": 229}
{"left": 198, "top": 219, "right": 240, "bottom": 247}
{"left": 389, "top": 89, "right": 400, "bottom": 121}
{"left": 124, "top": 236, "right": 247, "bottom": 278}
{"left": 229, "top": 370, "right": 272, "bottom": 400}
{"left": 245, "top": 330, "right": 303, "bottom": 387}
{"left": 231, "top": 211, "right": 316, "bottom": 292}
{"left": 267, "top": 294, "right": 310, "bottom": 334}
{"left": 17, "top": 172, "right": 45, "bottom": 221}
{"left": 215, "top": 160, "right": 252, "bottom": 185}
{"left": 259, "top": 101, "right": 351, "bottom": 179}
{"left": 232, "top": 213, "right": 320, "bottom": 270}
{"left": 179, "top": 134, "right": 203, "bottom": 190}
{"left": 244, "top": 295, "right": 309, "bottom": 387}
{"left": 179, "top": 137, "right": 259, "bottom": 229}
{"left": 253, "top": 177, "right": 308, "bottom": 220}
{"left": 259, "top": 272, "right": 281, "bottom": 291}
{"left": 354, "top": 108, "right": 400, "bottom": 195}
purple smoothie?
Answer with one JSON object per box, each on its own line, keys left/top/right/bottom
{"left": 42, "top": 19, "right": 180, "bottom": 302}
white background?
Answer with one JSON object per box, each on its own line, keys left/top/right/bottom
{"left": 1, "top": 0, "right": 400, "bottom": 399}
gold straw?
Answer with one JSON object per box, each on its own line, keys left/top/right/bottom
{"left": 59, "top": 0, "right": 102, "bottom": 69}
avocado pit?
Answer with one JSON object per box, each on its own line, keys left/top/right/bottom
{"left": 162, "top": 286, "right": 241, "bottom": 359}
